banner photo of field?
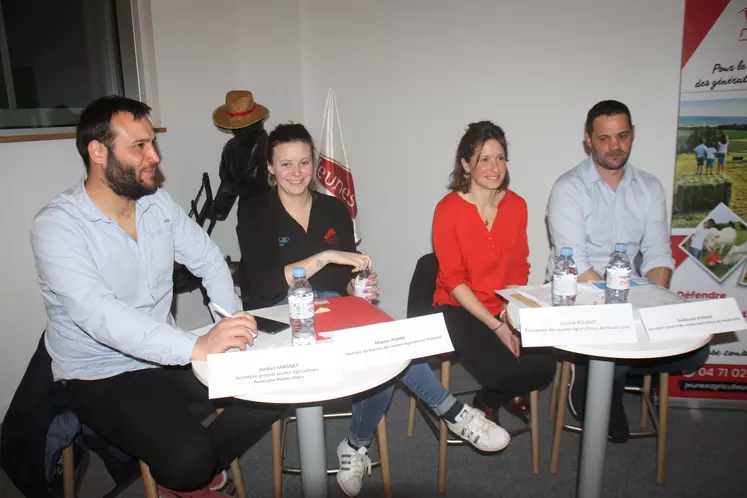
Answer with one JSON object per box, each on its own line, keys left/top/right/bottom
{"left": 670, "top": 0, "right": 747, "bottom": 403}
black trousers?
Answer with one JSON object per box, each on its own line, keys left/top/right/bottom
{"left": 64, "top": 366, "right": 284, "bottom": 491}
{"left": 440, "top": 305, "right": 557, "bottom": 409}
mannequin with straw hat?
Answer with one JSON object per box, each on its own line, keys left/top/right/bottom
{"left": 211, "top": 90, "right": 272, "bottom": 219}
{"left": 211, "top": 91, "right": 272, "bottom": 305}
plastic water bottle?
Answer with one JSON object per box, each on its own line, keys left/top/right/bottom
{"left": 605, "top": 243, "right": 632, "bottom": 304}
{"left": 353, "top": 268, "right": 371, "bottom": 299}
{"left": 288, "top": 267, "right": 316, "bottom": 346}
{"left": 552, "top": 247, "right": 578, "bottom": 306}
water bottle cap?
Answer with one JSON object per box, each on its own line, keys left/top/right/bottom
{"left": 560, "top": 247, "right": 573, "bottom": 257}
{"left": 615, "top": 243, "right": 627, "bottom": 252}
{"left": 292, "top": 267, "right": 306, "bottom": 278}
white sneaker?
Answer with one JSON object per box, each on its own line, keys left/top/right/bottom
{"left": 336, "top": 439, "right": 371, "bottom": 497}
{"left": 446, "top": 404, "right": 510, "bottom": 452}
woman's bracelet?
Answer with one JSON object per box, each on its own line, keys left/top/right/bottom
{"left": 492, "top": 323, "right": 505, "bottom": 332}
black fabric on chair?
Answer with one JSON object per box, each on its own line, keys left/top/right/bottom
{"left": 407, "top": 253, "right": 439, "bottom": 319}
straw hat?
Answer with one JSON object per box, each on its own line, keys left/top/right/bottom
{"left": 212, "top": 90, "right": 269, "bottom": 130}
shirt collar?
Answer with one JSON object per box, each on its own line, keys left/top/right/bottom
{"left": 579, "top": 156, "right": 637, "bottom": 188}
{"left": 73, "top": 178, "right": 157, "bottom": 222}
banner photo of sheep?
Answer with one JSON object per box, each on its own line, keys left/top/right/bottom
{"left": 679, "top": 203, "right": 747, "bottom": 282}
{"left": 669, "top": 0, "right": 747, "bottom": 404}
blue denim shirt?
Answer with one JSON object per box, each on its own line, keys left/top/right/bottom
{"left": 31, "top": 181, "right": 241, "bottom": 381}
{"left": 546, "top": 157, "right": 675, "bottom": 280}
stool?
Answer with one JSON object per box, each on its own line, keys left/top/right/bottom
{"left": 271, "top": 408, "right": 391, "bottom": 498}
{"left": 62, "top": 409, "right": 248, "bottom": 498}
{"left": 406, "top": 355, "right": 541, "bottom": 493}
{"left": 549, "top": 360, "right": 668, "bottom": 484}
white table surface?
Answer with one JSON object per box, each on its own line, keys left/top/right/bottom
{"left": 191, "top": 304, "right": 410, "bottom": 403}
{"left": 506, "top": 293, "right": 712, "bottom": 359}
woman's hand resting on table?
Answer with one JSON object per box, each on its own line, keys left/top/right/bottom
{"left": 190, "top": 311, "right": 257, "bottom": 361}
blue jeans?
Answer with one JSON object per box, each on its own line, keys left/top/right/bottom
{"left": 349, "top": 360, "right": 457, "bottom": 447}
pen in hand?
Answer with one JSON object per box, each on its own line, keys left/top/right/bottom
{"left": 209, "top": 302, "right": 258, "bottom": 338}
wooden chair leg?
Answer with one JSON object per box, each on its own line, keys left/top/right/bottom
{"left": 549, "top": 361, "right": 561, "bottom": 421}
{"left": 377, "top": 415, "right": 392, "bottom": 498}
{"left": 139, "top": 461, "right": 158, "bottom": 498}
{"left": 640, "top": 374, "right": 652, "bottom": 428}
{"left": 438, "top": 359, "right": 452, "bottom": 494}
{"left": 550, "top": 361, "right": 572, "bottom": 474}
{"left": 530, "top": 390, "right": 540, "bottom": 475}
{"left": 407, "top": 396, "right": 417, "bottom": 437}
{"left": 272, "top": 419, "right": 283, "bottom": 498}
{"left": 231, "top": 458, "right": 247, "bottom": 498}
{"left": 62, "top": 444, "right": 76, "bottom": 498}
{"left": 657, "top": 372, "right": 669, "bottom": 485}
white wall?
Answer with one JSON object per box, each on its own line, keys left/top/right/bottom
{"left": 0, "top": 0, "right": 685, "bottom": 420}
{"left": 0, "top": 0, "right": 303, "bottom": 420}
{"left": 298, "top": 0, "right": 686, "bottom": 319}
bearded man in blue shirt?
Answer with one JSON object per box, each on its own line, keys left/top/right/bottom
{"left": 546, "top": 100, "right": 709, "bottom": 443}
{"left": 31, "top": 96, "right": 281, "bottom": 497}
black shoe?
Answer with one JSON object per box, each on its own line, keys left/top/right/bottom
{"left": 568, "top": 363, "right": 587, "bottom": 421}
{"left": 608, "top": 396, "right": 630, "bottom": 443}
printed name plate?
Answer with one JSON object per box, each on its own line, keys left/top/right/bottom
{"left": 639, "top": 298, "right": 747, "bottom": 342}
{"left": 518, "top": 304, "right": 637, "bottom": 347}
{"left": 207, "top": 345, "right": 342, "bottom": 399}
{"left": 330, "top": 313, "right": 454, "bottom": 368}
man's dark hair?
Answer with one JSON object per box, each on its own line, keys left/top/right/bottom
{"left": 585, "top": 100, "right": 633, "bottom": 136}
{"left": 76, "top": 95, "right": 152, "bottom": 171}
{"left": 449, "top": 121, "right": 510, "bottom": 193}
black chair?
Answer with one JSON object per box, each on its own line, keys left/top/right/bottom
{"left": 404, "top": 253, "right": 541, "bottom": 493}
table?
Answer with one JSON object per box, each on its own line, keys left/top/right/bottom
{"left": 191, "top": 304, "right": 409, "bottom": 498}
{"left": 507, "top": 293, "right": 711, "bottom": 498}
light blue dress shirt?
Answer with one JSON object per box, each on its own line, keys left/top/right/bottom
{"left": 31, "top": 181, "right": 241, "bottom": 381}
{"left": 546, "top": 157, "right": 675, "bottom": 281}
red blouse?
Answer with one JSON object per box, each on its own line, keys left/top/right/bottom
{"left": 432, "top": 190, "right": 530, "bottom": 315}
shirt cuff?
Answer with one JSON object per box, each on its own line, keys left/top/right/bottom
{"left": 640, "top": 257, "right": 675, "bottom": 277}
{"left": 174, "top": 332, "right": 199, "bottom": 364}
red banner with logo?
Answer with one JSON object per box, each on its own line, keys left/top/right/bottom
{"left": 669, "top": 0, "right": 747, "bottom": 402}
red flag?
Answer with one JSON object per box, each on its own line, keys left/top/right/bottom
{"left": 316, "top": 89, "right": 361, "bottom": 243}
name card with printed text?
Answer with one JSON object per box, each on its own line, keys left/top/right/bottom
{"left": 519, "top": 304, "right": 637, "bottom": 347}
{"left": 330, "top": 313, "right": 454, "bottom": 368}
{"left": 207, "top": 345, "right": 343, "bottom": 399}
{"left": 639, "top": 298, "right": 747, "bottom": 342}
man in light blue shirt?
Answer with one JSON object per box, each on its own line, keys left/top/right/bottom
{"left": 694, "top": 139, "right": 707, "bottom": 175}
{"left": 31, "top": 96, "right": 280, "bottom": 496}
{"left": 546, "top": 100, "right": 708, "bottom": 443}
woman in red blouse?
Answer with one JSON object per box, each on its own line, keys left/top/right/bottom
{"left": 433, "top": 121, "right": 556, "bottom": 423}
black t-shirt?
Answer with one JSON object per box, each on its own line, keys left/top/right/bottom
{"left": 236, "top": 188, "right": 356, "bottom": 309}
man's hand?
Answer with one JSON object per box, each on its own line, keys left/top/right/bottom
{"left": 191, "top": 311, "right": 257, "bottom": 361}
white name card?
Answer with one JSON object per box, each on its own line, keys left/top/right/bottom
{"left": 330, "top": 313, "right": 454, "bottom": 368}
{"left": 207, "top": 344, "right": 343, "bottom": 399}
{"left": 639, "top": 298, "right": 747, "bottom": 342}
{"left": 519, "top": 304, "right": 637, "bottom": 347}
